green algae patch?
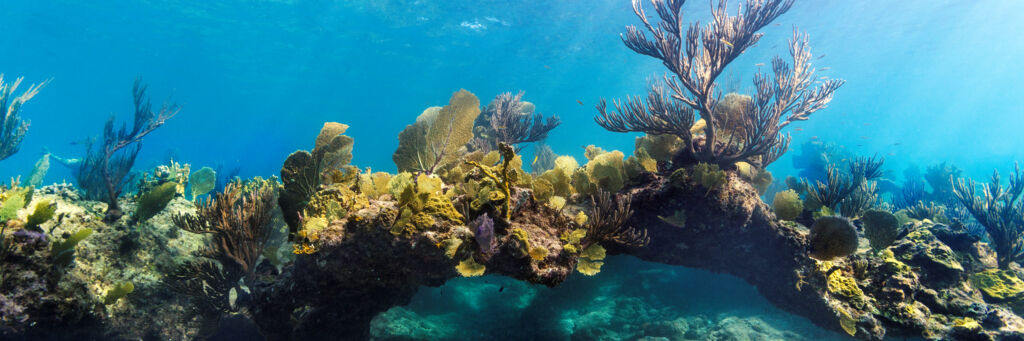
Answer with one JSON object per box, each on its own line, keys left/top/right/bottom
{"left": 104, "top": 282, "right": 135, "bottom": 305}
{"left": 970, "top": 269, "right": 1024, "bottom": 302}
{"left": 952, "top": 317, "right": 981, "bottom": 332}
{"left": 827, "top": 270, "right": 864, "bottom": 299}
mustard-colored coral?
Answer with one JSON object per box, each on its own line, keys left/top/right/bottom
{"left": 391, "top": 173, "right": 463, "bottom": 235}
{"left": 576, "top": 244, "right": 607, "bottom": 276}
{"left": 529, "top": 246, "right": 549, "bottom": 261}
{"left": 561, "top": 228, "right": 587, "bottom": 253}
{"left": 827, "top": 270, "right": 864, "bottom": 299}
{"left": 456, "top": 258, "right": 486, "bottom": 277}
{"left": 465, "top": 143, "right": 517, "bottom": 220}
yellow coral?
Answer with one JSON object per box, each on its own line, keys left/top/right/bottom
{"left": 456, "top": 258, "right": 486, "bottom": 277}
{"left": 547, "top": 196, "right": 566, "bottom": 211}
{"left": 576, "top": 244, "right": 607, "bottom": 276}
{"left": 827, "top": 270, "right": 864, "bottom": 299}
{"left": 574, "top": 211, "right": 588, "bottom": 226}
{"left": 529, "top": 246, "right": 549, "bottom": 261}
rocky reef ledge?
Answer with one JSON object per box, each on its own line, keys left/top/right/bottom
{"left": 248, "top": 167, "right": 1023, "bottom": 340}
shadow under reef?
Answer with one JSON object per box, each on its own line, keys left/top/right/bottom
{"left": 369, "top": 255, "right": 849, "bottom": 340}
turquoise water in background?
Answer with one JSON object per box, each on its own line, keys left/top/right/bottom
{"left": 3, "top": 1, "right": 1023, "bottom": 182}
{"left": 2, "top": 1, "right": 1023, "bottom": 339}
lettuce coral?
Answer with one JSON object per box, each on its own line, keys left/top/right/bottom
{"left": 576, "top": 244, "right": 606, "bottom": 276}
{"left": 25, "top": 199, "right": 56, "bottom": 230}
{"left": 103, "top": 282, "right": 135, "bottom": 305}
{"left": 456, "top": 258, "right": 486, "bottom": 277}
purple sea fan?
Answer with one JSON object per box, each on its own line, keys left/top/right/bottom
{"left": 472, "top": 213, "right": 496, "bottom": 254}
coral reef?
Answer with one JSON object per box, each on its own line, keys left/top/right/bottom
{"left": 952, "top": 163, "right": 1024, "bottom": 269}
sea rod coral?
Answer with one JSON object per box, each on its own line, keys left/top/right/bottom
{"left": 75, "top": 79, "right": 178, "bottom": 221}
{"left": 0, "top": 75, "right": 48, "bottom": 162}
{"left": 594, "top": 0, "right": 843, "bottom": 168}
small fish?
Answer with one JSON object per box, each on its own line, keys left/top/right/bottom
{"left": 794, "top": 127, "right": 803, "bottom": 131}
{"left": 771, "top": 45, "right": 777, "bottom": 49}
{"left": 819, "top": 76, "right": 829, "bottom": 79}
{"left": 893, "top": 142, "right": 901, "bottom": 146}
{"left": 888, "top": 152, "right": 896, "bottom": 156}
{"left": 773, "top": 23, "right": 781, "bottom": 26}
{"left": 719, "top": 38, "right": 734, "bottom": 47}
{"left": 498, "top": 286, "right": 505, "bottom": 292}
{"left": 543, "top": 65, "right": 551, "bottom": 70}
{"left": 576, "top": 99, "right": 584, "bottom": 106}
{"left": 532, "top": 155, "right": 538, "bottom": 165}
{"left": 819, "top": 67, "right": 830, "bottom": 71}
{"left": 857, "top": 144, "right": 863, "bottom": 147}
{"left": 863, "top": 123, "right": 871, "bottom": 126}
{"left": 755, "top": 63, "right": 765, "bottom": 67}
{"left": 817, "top": 54, "right": 826, "bottom": 60}
{"left": 810, "top": 136, "right": 819, "bottom": 140}
{"left": 860, "top": 136, "right": 869, "bottom": 139}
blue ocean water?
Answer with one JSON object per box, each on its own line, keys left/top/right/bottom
{"left": 4, "top": 0, "right": 1022, "bottom": 183}
{"left": 3, "top": 0, "right": 1023, "bottom": 339}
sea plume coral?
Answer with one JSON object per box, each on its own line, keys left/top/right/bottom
{"left": 0, "top": 75, "right": 47, "bottom": 161}
{"left": 595, "top": 0, "right": 843, "bottom": 168}
{"left": 951, "top": 163, "right": 1024, "bottom": 269}
{"left": 476, "top": 91, "right": 560, "bottom": 151}
{"left": 173, "top": 179, "right": 277, "bottom": 282}
{"left": 75, "top": 79, "right": 178, "bottom": 221}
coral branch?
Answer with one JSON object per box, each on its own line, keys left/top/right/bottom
{"left": 173, "top": 180, "right": 277, "bottom": 282}
{"left": 482, "top": 91, "right": 560, "bottom": 149}
{"left": 76, "top": 79, "right": 178, "bottom": 221}
{"left": 0, "top": 75, "right": 48, "bottom": 161}
{"left": 597, "top": 0, "right": 843, "bottom": 168}
{"left": 585, "top": 190, "right": 649, "bottom": 248}
{"left": 952, "top": 163, "right": 1024, "bottom": 268}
